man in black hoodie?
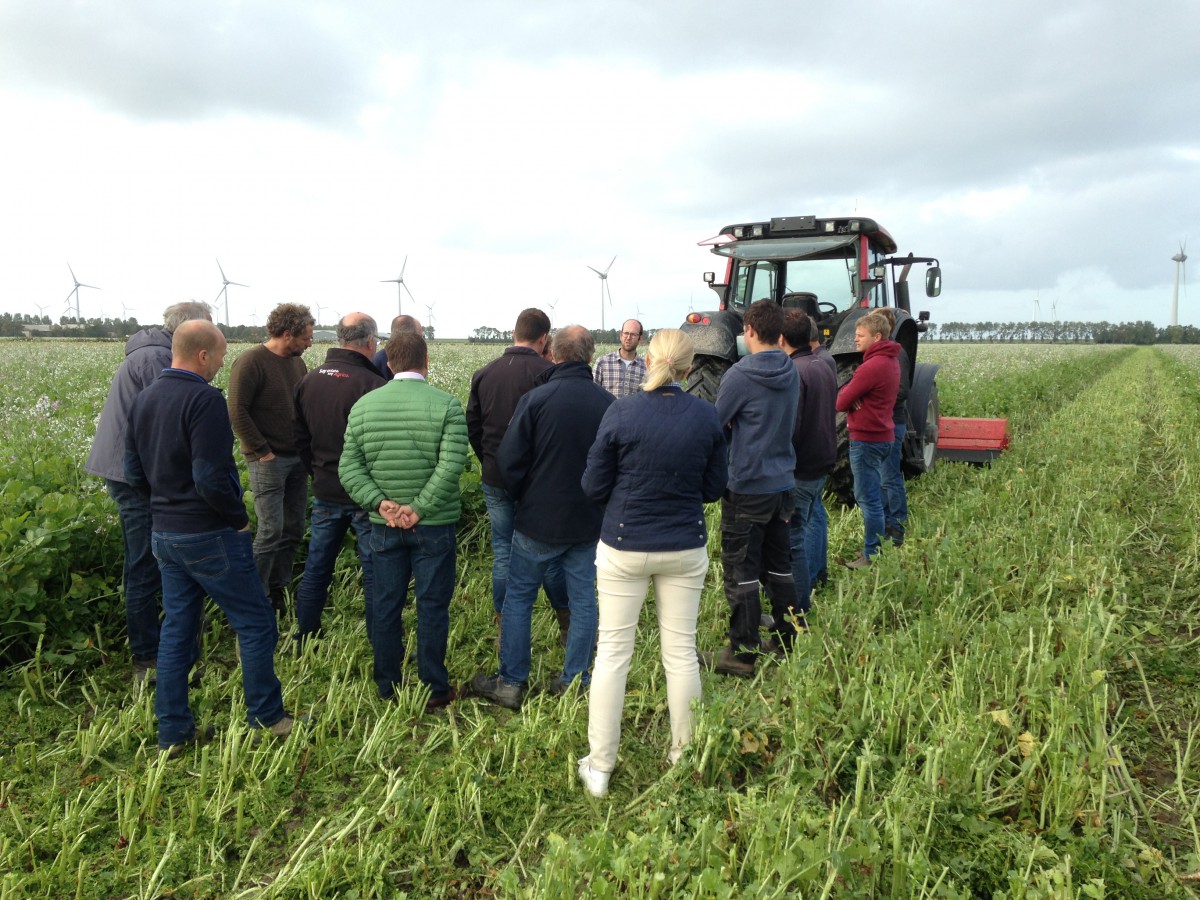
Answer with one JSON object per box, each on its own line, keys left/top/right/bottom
{"left": 293, "top": 313, "right": 387, "bottom": 644}
{"left": 780, "top": 310, "right": 837, "bottom": 604}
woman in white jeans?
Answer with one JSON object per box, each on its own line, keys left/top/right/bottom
{"left": 576, "top": 329, "right": 728, "bottom": 797}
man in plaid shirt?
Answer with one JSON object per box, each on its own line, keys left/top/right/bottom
{"left": 593, "top": 319, "right": 646, "bottom": 398}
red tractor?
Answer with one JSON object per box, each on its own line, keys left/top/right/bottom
{"left": 680, "top": 215, "right": 944, "bottom": 502}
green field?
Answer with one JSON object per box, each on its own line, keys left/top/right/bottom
{"left": 1, "top": 340, "right": 1198, "bottom": 897}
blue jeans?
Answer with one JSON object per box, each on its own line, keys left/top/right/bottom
{"left": 882, "top": 423, "right": 908, "bottom": 535}
{"left": 802, "top": 478, "right": 829, "bottom": 587}
{"left": 481, "top": 483, "right": 568, "bottom": 615}
{"left": 295, "top": 498, "right": 375, "bottom": 640}
{"left": 499, "top": 531, "right": 598, "bottom": 686}
{"left": 106, "top": 478, "right": 161, "bottom": 663}
{"left": 370, "top": 522, "right": 456, "bottom": 699}
{"left": 246, "top": 454, "right": 309, "bottom": 600}
{"left": 849, "top": 440, "right": 892, "bottom": 558}
{"left": 788, "top": 477, "right": 825, "bottom": 605}
{"left": 152, "top": 528, "right": 285, "bottom": 747}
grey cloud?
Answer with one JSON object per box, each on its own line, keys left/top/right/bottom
{"left": 0, "top": 3, "right": 369, "bottom": 122}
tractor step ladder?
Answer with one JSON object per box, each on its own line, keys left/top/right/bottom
{"left": 937, "top": 417, "right": 1009, "bottom": 464}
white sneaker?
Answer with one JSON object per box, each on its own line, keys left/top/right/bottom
{"left": 577, "top": 756, "right": 611, "bottom": 798}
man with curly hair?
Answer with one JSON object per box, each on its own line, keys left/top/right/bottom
{"left": 228, "top": 302, "right": 315, "bottom": 615}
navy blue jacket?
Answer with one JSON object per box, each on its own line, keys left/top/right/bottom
{"left": 582, "top": 386, "right": 727, "bottom": 551}
{"left": 125, "top": 369, "right": 249, "bottom": 533}
{"left": 714, "top": 349, "right": 799, "bottom": 494}
{"left": 789, "top": 348, "right": 838, "bottom": 480}
{"left": 497, "top": 362, "right": 614, "bottom": 544}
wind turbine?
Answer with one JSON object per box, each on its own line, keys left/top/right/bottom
{"left": 548, "top": 298, "right": 559, "bottom": 327}
{"left": 1032, "top": 293, "right": 1040, "bottom": 323}
{"left": 1172, "top": 240, "right": 1188, "bottom": 327}
{"left": 314, "top": 301, "right": 328, "bottom": 327}
{"left": 381, "top": 257, "right": 416, "bottom": 316}
{"left": 214, "top": 259, "right": 248, "bottom": 326}
{"left": 64, "top": 263, "right": 99, "bottom": 320}
{"left": 588, "top": 256, "right": 616, "bottom": 331}
{"left": 424, "top": 302, "right": 438, "bottom": 337}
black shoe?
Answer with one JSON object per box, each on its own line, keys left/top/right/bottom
{"left": 885, "top": 526, "right": 905, "bottom": 547}
{"left": 548, "top": 673, "right": 586, "bottom": 697}
{"left": 471, "top": 673, "right": 523, "bottom": 710}
{"left": 161, "top": 724, "right": 215, "bottom": 759}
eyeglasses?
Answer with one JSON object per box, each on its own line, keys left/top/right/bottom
{"left": 620, "top": 331, "right": 642, "bottom": 338}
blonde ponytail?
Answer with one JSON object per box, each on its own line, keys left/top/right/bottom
{"left": 642, "top": 328, "right": 695, "bottom": 391}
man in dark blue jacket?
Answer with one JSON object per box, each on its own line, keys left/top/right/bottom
{"left": 705, "top": 300, "right": 801, "bottom": 677}
{"left": 780, "top": 310, "right": 837, "bottom": 604}
{"left": 471, "top": 325, "right": 614, "bottom": 708}
{"left": 126, "top": 320, "right": 295, "bottom": 756}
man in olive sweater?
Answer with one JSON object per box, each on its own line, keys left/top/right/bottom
{"left": 339, "top": 332, "right": 469, "bottom": 712}
{"left": 227, "top": 303, "right": 315, "bottom": 615}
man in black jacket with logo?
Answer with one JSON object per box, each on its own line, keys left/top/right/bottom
{"left": 293, "top": 313, "right": 388, "bottom": 644}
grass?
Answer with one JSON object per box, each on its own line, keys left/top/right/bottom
{"left": 0, "top": 342, "right": 1198, "bottom": 896}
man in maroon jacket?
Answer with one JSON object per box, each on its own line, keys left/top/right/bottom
{"left": 836, "top": 311, "right": 900, "bottom": 568}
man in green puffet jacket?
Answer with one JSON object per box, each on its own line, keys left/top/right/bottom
{"left": 339, "top": 332, "right": 468, "bottom": 712}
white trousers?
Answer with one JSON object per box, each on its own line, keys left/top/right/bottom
{"left": 586, "top": 541, "right": 710, "bottom": 773}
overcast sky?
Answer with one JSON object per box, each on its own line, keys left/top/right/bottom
{"left": 1, "top": 1, "right": 1196, "bottom": 336}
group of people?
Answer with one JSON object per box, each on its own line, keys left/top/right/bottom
{"left": 87, "top": 297, "right": 910, "bottom": 793}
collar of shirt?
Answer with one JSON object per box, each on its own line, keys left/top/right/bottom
{"left": 392, "top": 372, "right": 426, "bottom": 381}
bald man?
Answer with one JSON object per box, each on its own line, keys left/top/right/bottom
{"left": 126, "top": 320, "right": 296, "bottom": 757}
{"left": 294, "top": 312, "right": 387, "bottom": 644}
{"left": 373, "top": 314, "right": 423, "bottom": 377}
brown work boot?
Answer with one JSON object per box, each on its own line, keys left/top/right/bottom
{"left": 554, "top": 608, "right": 571, "bottom": 647}
{"left": 843, "top": 553, "right": 871, "bottom": 570}
{"left": 713, "top": 646, "right": 756, "bottom": 678}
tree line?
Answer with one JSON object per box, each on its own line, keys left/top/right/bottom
{"left": 927, "top": 321, "right": 1200, "bottom": 345}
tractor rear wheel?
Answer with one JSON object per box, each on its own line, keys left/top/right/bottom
{"left": 828, "top": 358, "right": 858, "bottom": 506}
{"left": 903, "top": 364, "right": 940, "bottom": 476}
{"left": 684, "top": 355, "right": 732, "bottom": 404}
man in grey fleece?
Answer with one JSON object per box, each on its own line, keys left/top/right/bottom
{"left": 704, "top": 299, "right": 801, "bottom": 677}
{"left": 85, "top": 300, "right": 214, "bottom": 683}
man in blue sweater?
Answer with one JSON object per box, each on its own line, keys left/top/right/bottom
{"left": 706, "top": 300, "right": 801, "bottom": 677}
{"left": 126, "top": 320, "right": 295, "bottom": 757}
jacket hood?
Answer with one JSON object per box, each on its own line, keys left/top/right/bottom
{"left": 864, "top": 339, "right": 901, "bottom": 362}
{"left": 736, "top": 348, "right": 796, "bottom": 390}
{"left": 125, "top": 327, "right": 172, "bottom": 356}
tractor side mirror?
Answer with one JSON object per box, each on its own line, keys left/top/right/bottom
{"left": 703, "top": 272, "right": 716, "bottom": 284}
{"left": 925, "top": 267, "right": 942, "bottom": 298}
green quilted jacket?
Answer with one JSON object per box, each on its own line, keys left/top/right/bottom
{"left": 339, "top": 378, "right": 468, "bottom": 526}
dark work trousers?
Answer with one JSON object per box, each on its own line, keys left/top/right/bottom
{"left": 721, "top": 489, "right": 799, "bottom": 661}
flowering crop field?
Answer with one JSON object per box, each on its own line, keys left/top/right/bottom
{"left": 0, "top": 339, "right": 1198, "bottom": 897}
